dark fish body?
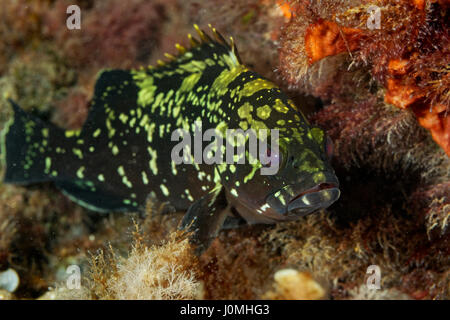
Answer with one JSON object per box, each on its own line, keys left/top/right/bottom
{"left": 2, "top": 25, "right": 340, "bottom": 248}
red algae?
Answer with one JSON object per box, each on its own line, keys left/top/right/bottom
{"left": 280, "top": 0, "right": 450, "bottom": 155}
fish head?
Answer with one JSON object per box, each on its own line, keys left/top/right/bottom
{"left": 222, "top": 105, "right": 340, "bottom": 223}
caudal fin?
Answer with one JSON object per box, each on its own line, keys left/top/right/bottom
{"left": 1, "top": 99, "right": 66, "bottom": 184}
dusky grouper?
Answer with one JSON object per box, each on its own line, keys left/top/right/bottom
{"left": 1, "top": 25, "right": 340, "bottom": 249}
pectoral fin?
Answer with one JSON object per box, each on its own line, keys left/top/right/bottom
{"left": 179, "top": 186, "right": 229, "bottom": 254}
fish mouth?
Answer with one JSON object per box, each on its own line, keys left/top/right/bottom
{"left": 266, "top": 181, "right": 340, "bottom": 218}
{"left": 286, "top": 183, "right": 340, "bottom": 216}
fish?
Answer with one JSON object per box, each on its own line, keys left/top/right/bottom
{"left": 1, "top": 25, "right": 340, "bottom": 250}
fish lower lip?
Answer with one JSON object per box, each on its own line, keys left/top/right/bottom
{"left": 265, "top": 182, "right": 340, "bottom": 216}
{"left": 287, "top": 187, "right": 340, "bottom": 214}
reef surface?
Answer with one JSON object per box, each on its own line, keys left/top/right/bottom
{"left": 0, "top": 0, "right": 448, "bottom": 300}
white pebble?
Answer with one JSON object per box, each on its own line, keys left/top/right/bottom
{"left": 0, "top": 268, "right": 20, "bottom": 293}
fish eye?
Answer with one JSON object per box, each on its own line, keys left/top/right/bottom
{"left": 325, "top": 135, "right": 334, "bottom": 160}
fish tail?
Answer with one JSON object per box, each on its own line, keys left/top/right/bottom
{"left": 1, "top": 99, "right": 67, "bottom": 184}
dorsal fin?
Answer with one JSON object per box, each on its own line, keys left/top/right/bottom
{"left": 191, "top": 24, "right": 242, "bottom": 64}
{"left": 151, "top": 24, "right": 243, "bottom": 70}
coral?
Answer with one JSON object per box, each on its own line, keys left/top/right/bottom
{"left": 311, "top": 100, "right": 448, "bottom": 180}
{"left": 348, "top": 285, "right": 411, "bottom": 300}
{"left": 310, "top": 96, "right": 449, "bottom": 253}
{"left": 183, "top": 0, "right": 286, "bottom": 80}
{"left": 0, "top": 185, "right": 77, "bottom": 296}
{"left": 304, "top": 19, "right": 362, "bottom": 65}
{"left": 41, "top": 0, "right": 172, "bottom": 130}
{"left": 0, "top": 211, "right": 16, "bottom": 270}
{"left": 0, "top": 49, "right": 75, "bottom": 114}
{"left": 0, "top": 183, "right": 142, "bottom": 298}
{"left": 425, "top": 197, "right": 450, "bottom": 238}
{"left": 198, "top": 226, "right": 279, "bottom": 299}
{"left": 260, "top": 207, "right": 449, "bottom": 299}
{"left": 36, "top": 224, "right": 201, "bottom": 300}
{"left": 0, "top": 0, "right": 177, "bottom": 298}
{"left": 400, "top": 269, "right": 450, "bottom": 299}
{"left": 0, "top": 289, "right": 15, "bottom": 300}
{"left": 0, "top": 268, "right": 20, "bottom": 293}
{"left": 0, "top": 185, "right": 57, "bottom": 296}
{"left": 408, "top": 183, "right": 450, "bottom": 239}
{"left": 108, "top": 243, "right": 200, "bottom": 299}
{"left": 279, "top": 0, "right": 450, "bottom": 155}
{"left": 0, "top": 0, "right": 448, "bottom": 300}
{"left": 86, "top": 230, "right": 201, "bottom": 300}
{"left": 52, "top": 89, "right": 89, "bottom": 130}
{"left": 38, "top": 287, "right": 91, "bottom": 300}
{"left": 276, "top": 4, "right": 449, "bottom": 299}
{"left": 43, "top": 0, "right": 168, "bottom": 71}
{"left": 0, "top": 0, "right": 53, "bottom": 74}
{"left": 276, "top": 0, "right": 294, "bottom": 20}
{"left": 263, "top": 269, "right": 326, "bottom": 300}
